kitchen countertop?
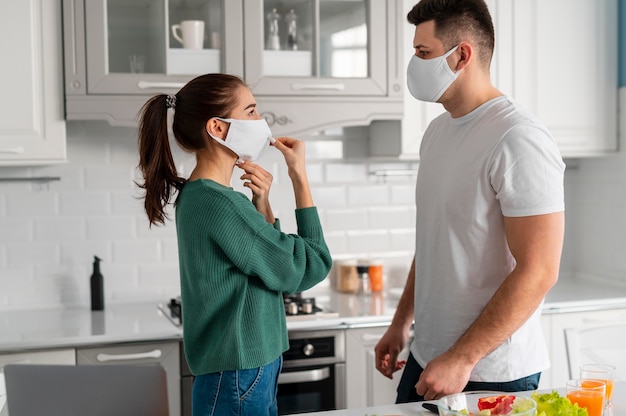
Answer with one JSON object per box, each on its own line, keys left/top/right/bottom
{"left": 1, "top": 278, "right": 626, "bottom": 352}
{"left": 296, "top": 383, "right": 626, "bottom": 415}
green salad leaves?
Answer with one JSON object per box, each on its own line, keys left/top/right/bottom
{"left": 531, "top": 391, "right": 588, "bottom": 416}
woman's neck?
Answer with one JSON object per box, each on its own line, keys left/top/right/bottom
{"left": 189, "top": 150, "right": 236, "bottom": 187}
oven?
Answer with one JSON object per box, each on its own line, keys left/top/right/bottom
{"left": 278, "top": 329, "right": 346, "bottom": 414}
{"left": 161, "top": 296, "right": 345, "bottom": 415}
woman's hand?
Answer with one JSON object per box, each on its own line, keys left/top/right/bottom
{"left": 237, "top": 161, "right": 275, "bottom": 224}
{"left": 272, "top": 137, "right": 307, "bottom": 180}
{"left": 272, "top": 137, "right": 313, "bottom": 209}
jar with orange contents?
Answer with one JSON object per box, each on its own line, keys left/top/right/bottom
{"left": 368, "top": 259, "right": 384, "bottom": 292}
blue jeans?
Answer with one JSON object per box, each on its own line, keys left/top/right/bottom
{"left": 396, "top": 353, "right": 541, "bottom": 403}
{"left": 192, "top": 356, "right": 283, "bottom": 416}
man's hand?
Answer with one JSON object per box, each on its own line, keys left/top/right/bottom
{"left": 415, "top": 350, "right": 474, "bottom": 400}
{"left": 374, "top": 325, "right": 409, "bottom": 379}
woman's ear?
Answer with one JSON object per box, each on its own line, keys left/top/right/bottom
{"left": 206, "top": 118, "right": 227, "bottom": 140}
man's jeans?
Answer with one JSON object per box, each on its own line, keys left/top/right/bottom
{"left": 396, "top": 352, "right": 541, "bottom": 403}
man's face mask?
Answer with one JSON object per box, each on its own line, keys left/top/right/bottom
{"left": 407, "top": 45, "right": 461, "bottom": 102}
{"left": 208, "top": 118, "right": 275, "bottom": 163}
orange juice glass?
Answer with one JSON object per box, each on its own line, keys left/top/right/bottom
{"left": 566, "top": 379, "right": 605, "bottom": 416}
{"left": 580, "top": 364, "right": 616, "bottom": 405}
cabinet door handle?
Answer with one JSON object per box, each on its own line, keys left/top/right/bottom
{"left": 0, "top": 147, "right": 25, "bottom": 154}
{"left": 361, "top": 333, "right": 384, "bottom": 342}
{"left": 291, "top": 83, "right": 345, "bottom": 91}
{"left": 95, "top": 349, "right": 162, "bottom": 362}
{"left": 277, "top": 367, "right": 330, "bottom": 384}
{"left": 137, "top": 81, "right": 186, "bottom": 90}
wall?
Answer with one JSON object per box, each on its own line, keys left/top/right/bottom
{"left": 560, "top": 0, "right": 626, "bottom": 286}
{"left": 0, "top": 121, "right": 418, "bottom": 309}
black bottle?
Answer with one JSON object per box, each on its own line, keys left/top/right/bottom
{"left": 90, "top": 256, "right": 104, "bottom": 311}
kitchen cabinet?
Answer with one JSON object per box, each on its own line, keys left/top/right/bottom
{"left": 0, "top": 348, "right": 76, "bottom": 368}
{"left": 0, "top": 0, "right": 66, "bottom": 165}
{"left": 62, "top": 0, "right": 404, "bottom": 136}
{"left": 503, "top": 0, "right": 618, "bottom": 157}
{"left": 374, "top": 0, "right": 617, "bottom": 160}
{"left": 62, "top": 0, "right": 243, "bottom": 127}
{"left": 76, "top": 341, "right": 181, "bottom": 416}
{"left": 345, "top": 325, "right": 412, "bottom": 408}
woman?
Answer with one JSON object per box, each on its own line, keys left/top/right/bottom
{"left": 137, "top": 73, "right": 332, "bottom": 416}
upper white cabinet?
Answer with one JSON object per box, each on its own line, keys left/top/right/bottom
{"left": 501, "top": 0, "right": 618, "bottom": 157}
{"left": 62, "top": 0, "right": 404, "bottom": 134}
{"left": 0, "top": 0, "right": 66, "bottom": 166}
{"left": 383, "top": 0, "right": 618, "bottom": 160}
{"left": 63, "top": 0, "right": 243, "bottom": 126}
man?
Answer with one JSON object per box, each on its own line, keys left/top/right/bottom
{"left": 374, "top": 0, "right": 565, "bottom": 402}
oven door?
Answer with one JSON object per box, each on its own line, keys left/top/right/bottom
{"left": 277, "top": 363, "right": 345, "bottom": 415}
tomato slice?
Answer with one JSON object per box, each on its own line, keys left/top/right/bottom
{"left": 477, "top": 395, "right": 516, "bottom": 414}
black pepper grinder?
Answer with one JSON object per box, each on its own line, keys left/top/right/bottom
{"left": 90, "top": 256, "right": 104, "bottom": 311}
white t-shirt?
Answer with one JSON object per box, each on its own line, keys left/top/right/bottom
{"left": 410, "top": 96, "right": 565, "bottom": 382}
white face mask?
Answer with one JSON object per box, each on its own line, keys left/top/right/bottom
{"left": 407, "top": 45, "right": 461, "bottom": 102}
{"left": 208, "top": 118, "right": 275, "bottom": 163}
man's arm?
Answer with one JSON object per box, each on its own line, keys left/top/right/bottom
{"left": 375, "top": 256, "right": 416, "bottom": 379}
{"left": 416, "top": 211, "right": 564, "bottom": 400}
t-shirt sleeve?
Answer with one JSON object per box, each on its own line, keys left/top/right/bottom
{"left": 489, "top": 125, "right": 565, "bottom": 217}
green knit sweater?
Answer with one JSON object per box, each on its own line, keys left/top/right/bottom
{"left": 175, "top": 179, "right": 332, "bottom": 375}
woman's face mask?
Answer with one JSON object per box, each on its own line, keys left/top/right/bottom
{"left": 407, "top": 45, "right": 461, "bottom": 102}
{"left": 208, "top": 118, "right": 275, "bottom": 163}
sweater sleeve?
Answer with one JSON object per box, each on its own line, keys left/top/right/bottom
{"left": 210, "top": 192, "right": 332, "bottom": 294}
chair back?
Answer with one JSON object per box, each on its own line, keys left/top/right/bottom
{"left": 564, "top": 323, "right": 626, "bottom": 380}
{"left": 4, "top": 364, "right": 169, "bottom": 416}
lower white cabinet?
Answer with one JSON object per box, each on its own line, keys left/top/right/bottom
{"left": 76, "top": 341, "right": 181, "bottom": 416}
{"left": 0, "top": 348, "right": 76, "bottom": 368}
{"left": 345, "top": 325, "right": 411, "bottom": 408}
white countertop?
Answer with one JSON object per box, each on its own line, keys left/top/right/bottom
{"left": 1, "top": 278, "right": 626, "bottom": 352}
{"left": 297, "top": 383, "right": 626, "bottom": 416}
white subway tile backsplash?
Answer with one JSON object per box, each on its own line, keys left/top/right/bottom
{"left": 325, "top": 208, "right": 368, "bottom": 232}
{"left": 346, "top": 230, "right": 390, "bottom": 253}
{"left": 14, "top": 118, "right": 605, "bottom": 309}
{"left": 112, "top": 190, "right": 144, "bottom": 215}
{"left": 312, "top": 186, "right": 348, "bottom": 208}
{"left": 59, "top": 191, "right": 110, "bottom": 215}
{"left": 325, "top": 163, "right": 368, "bottom": 183}
{"left": 7, "top": 243, "right": 59, "bottom": 268}
{"left": 0, "top": 220, "right": 34, "bottom": 243}
{"left": 60, "top": 241, "right": 111, "bottom": 266}
{"left": 347, "top": 185, "right": 390, "bottom": 206}
{"left": 35, "top": 218, "right": 85, "bottom": 241}
{"left": 5, "top": 192, "right": 58, "bottom": 217}
{"left": 367, "top": 206, "right": 415, "bottom": 229}
{"left": 86, "top": 216, "right": 136, "bottom": 240}
{"left": 112, "top": 240, "right": 160, "bottom": 263}
{"left": 323, "top": 231, "right": 348, "bottom": 255}
{"left": 390, "top": 184, "right": 416, "bottom": 205}
{"left": 389, "top": 229, "right": 416, "bottom": 252}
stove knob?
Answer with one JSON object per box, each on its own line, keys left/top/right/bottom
{"left": 302, "top": 343, "right": 315, "bottom": 356}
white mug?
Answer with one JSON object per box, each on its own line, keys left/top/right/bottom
{"left": 172, "top": 20, "right": 205, "bottom": 50}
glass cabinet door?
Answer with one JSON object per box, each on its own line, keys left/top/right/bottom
{"left": 243, "top": 0, "right": 389, "bottom": 96}
{"left": 83, "top": 0, "right": 243, "bottom": 94}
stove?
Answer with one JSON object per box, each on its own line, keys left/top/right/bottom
{"left": 158, "top": 293, "right": 337, "bottom": 327}
{"left": 282, "top": 292, "right": 338, "bottom": 321}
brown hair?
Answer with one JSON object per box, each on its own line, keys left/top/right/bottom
{"left": 136, "top": 73, "right": 246, "bottom": 226}
{"left": 407, "top": 0, "right": 495, "bottom": 68}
